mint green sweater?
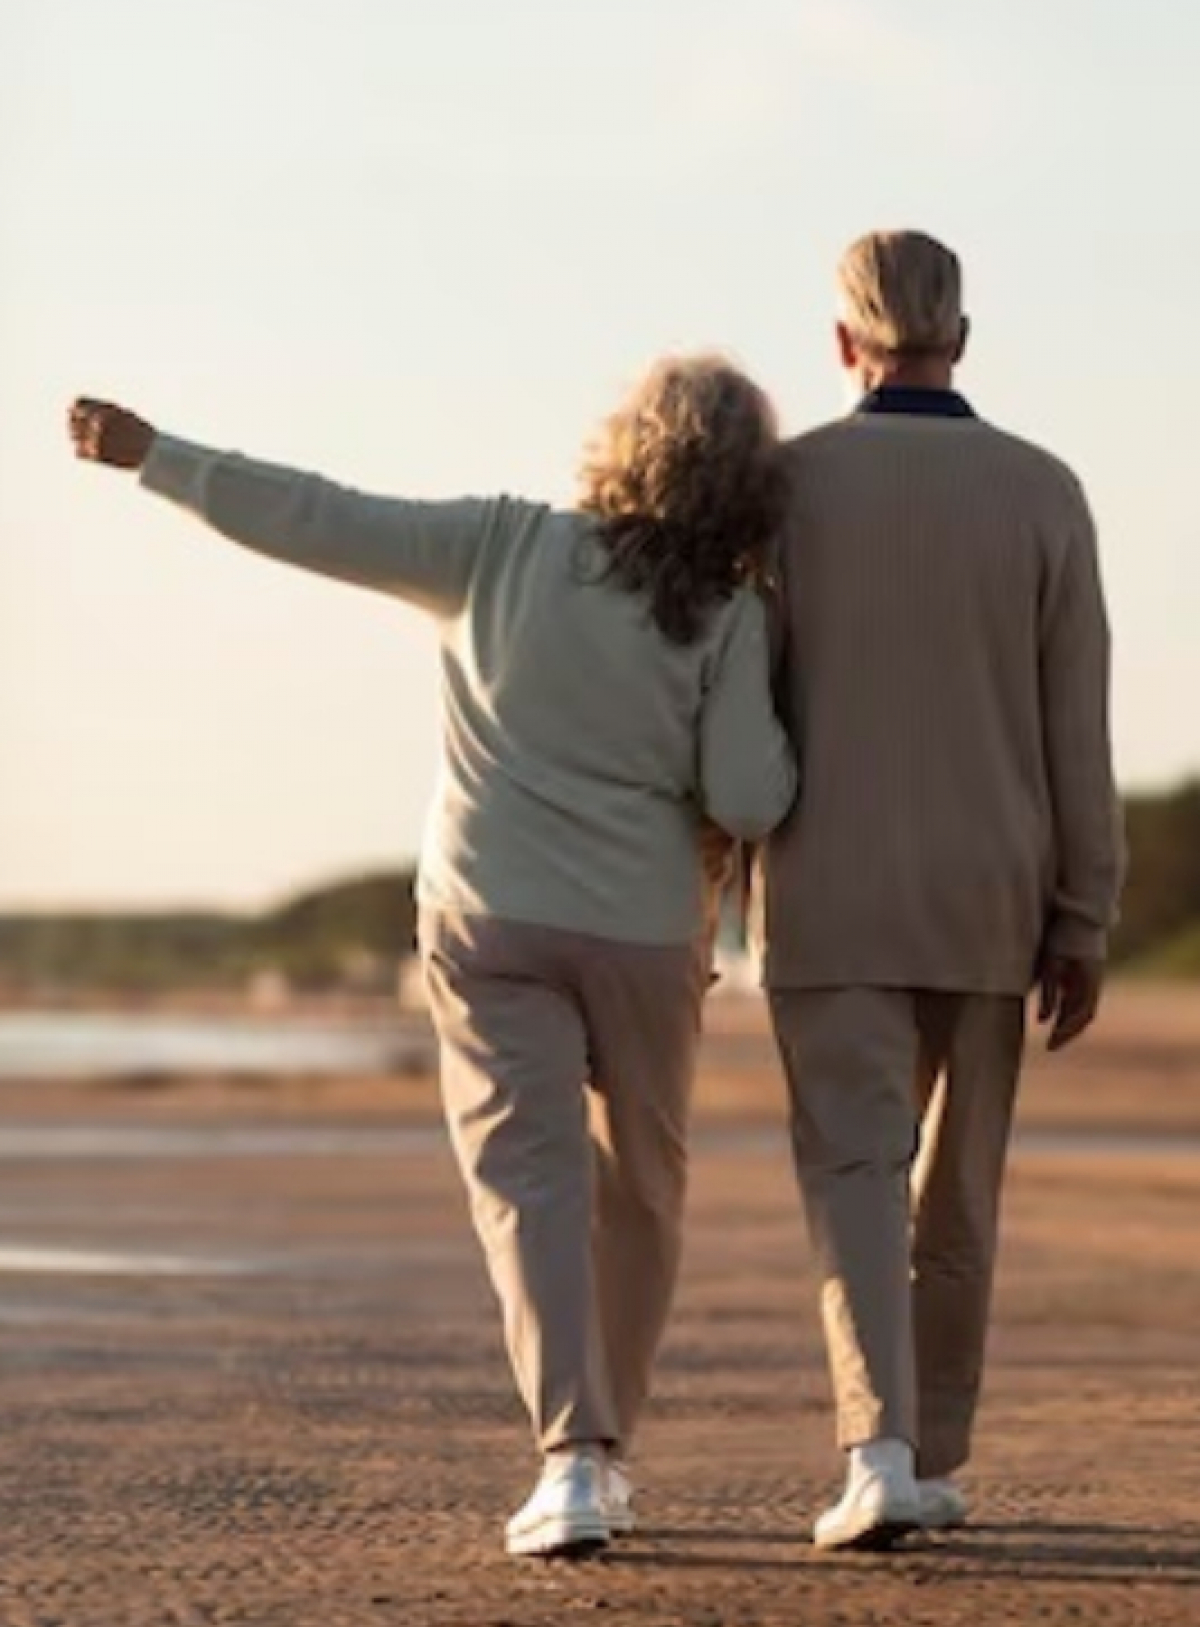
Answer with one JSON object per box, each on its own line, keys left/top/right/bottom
{"left": 141, "top": 437, "right": 798, "bottom": 945}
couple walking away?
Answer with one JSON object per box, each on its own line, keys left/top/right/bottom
{"left": 70, "top": 229, "right": 1124, "bottom": 1559}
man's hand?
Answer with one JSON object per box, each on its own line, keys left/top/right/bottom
{"left": 1037, "top": 952, "right": 1104, "bottom": 1052}
{"left": 68, "top": 398, "right": 156, "bottom": 470}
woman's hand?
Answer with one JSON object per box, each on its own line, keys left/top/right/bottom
{"left": 68, "top": 398, "right": 156, "bottom": 470}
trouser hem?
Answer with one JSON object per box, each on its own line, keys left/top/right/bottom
{"left": 836, "top": 1409, "right": 917, "bottom": 1453}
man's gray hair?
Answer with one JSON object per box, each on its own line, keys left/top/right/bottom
{"left": 838, "top": 230, "right": 964, "bottom": 356}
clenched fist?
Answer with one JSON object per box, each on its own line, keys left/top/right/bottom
{"left": 69, "top": 398, "right": 156, "bottom": 470}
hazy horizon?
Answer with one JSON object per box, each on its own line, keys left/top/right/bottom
{"left": 4, "top": 0, "right": 1199, "bottom": 910}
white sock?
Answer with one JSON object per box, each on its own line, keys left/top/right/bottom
{"left": 849, "top": 1437, "right": 915, "bottom": 1480}
{"left": 545, "top": 1443, "right": 605, "bottom": 1472}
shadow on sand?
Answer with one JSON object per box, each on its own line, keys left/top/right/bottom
{"left": 605, "top": 1520, "right": 1200, "bottom": 1587}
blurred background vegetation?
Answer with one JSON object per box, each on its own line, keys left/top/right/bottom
{"left": 2, "top": 781, "right": 1197, "bottom": 1001}
{"left": 1116, "top": 781, "right": 1200, "bottom": 977}
{"left": 0, "top": 873, "right": 418, "bottom": 1002}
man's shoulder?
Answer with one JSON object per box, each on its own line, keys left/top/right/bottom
{"left": 781, "top": 417, "right": 858, "bottom": 461}
{"left": 782, "top": 414, "right": 1088, "bottom": 505}
{"left": 971, "top": 420, "right": 1088, "bottom": 502}
{"left": 778, "top": 419, "right": 865, "bottom": 493}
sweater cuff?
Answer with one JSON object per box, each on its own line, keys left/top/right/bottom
{"left": 1043, "top": 911, "right": 1109, "bottom": 963}
{"left": 139, "top": 434, "right": 209, "bottom": 502}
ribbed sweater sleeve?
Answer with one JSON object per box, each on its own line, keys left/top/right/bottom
{"left": 1039, "top": 480, "right": 1127, "bottom": 959}
{"left": 698, "top": 590, "right": 799, "bottom": 840}
{"left": 140, "top": 435, "right": 495, "bottom": 616}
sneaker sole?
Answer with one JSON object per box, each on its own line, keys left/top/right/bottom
{"left": 506, "top": 1517, "right": 611, "bottom": 1560}
{"left": 920, "top": 1512, "right": 968, "bottom": 1532}
{"left": 814, "top": 1515, "right": 920, "bottom": 1553}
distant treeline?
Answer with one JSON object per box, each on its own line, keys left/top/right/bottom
{"left": 0, "top": 872, "right": 418, "bottom": 999}
{"left": 1116, "top": 780, "right": 1200, "bottom": 976}
{"left": 2, "top": 781, "right": 1198, "bottom": 996}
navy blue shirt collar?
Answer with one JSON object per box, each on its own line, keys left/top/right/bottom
{"left": 856, "top": 386, "right": 976, "bottom": 419}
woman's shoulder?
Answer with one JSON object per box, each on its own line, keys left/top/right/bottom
{"left": 713, "top": 582, "right": 770, "bottom": 638}
{"left": 487, "top": 500, "right": 590, "bottom": 547}
{"left": 466, "top": 497, "right": 572, "bottom": 570}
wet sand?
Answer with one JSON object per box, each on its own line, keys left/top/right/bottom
{"left": 1, "top": 983, "right": 1198, "bottom": 1625}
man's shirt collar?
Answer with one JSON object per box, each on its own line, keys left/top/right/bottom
{"left": 855, "top": 386, "right": 976, "bottom": 419}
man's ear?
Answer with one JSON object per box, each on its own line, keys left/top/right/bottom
{"left": 952, "top": 315, "right": 970, "bottom": 364}
{"left": 835, "top": 320, "right": 859, "bottom": 370}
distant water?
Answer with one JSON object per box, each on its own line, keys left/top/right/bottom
{"left": 0, "top": 1125, "right": 444, "bottom": 1159}
{"left": 0, "top": 1011, "right": 429, "bottom": 1081}
{"left": 0, "top": 1121, "right": 1195, "bottom": 1164}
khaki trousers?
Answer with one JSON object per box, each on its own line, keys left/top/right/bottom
{"left": 420, "top": 910, "right": 705, "bottom": 1456}
{"left": 769, "top": 987, "right": 1025, "bottom": 1478}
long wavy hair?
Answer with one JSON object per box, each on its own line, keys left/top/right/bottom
{"left": 578, "top": 355, "right": 783, "bottom": 645}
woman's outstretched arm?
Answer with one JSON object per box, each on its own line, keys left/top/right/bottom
{"left": 68, "top": 398, "right": 498, "bottom": 617}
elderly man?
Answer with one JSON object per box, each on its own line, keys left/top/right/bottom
{"left": 765, "top": 230, "right": 1124, "bottom": 1550}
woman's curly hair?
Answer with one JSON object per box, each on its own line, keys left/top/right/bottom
{"left": 578, "top": 355, "right": 784, "bottom": 646}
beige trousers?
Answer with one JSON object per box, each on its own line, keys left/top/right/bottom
{"left": 420, "top": 910, "right": 705, "bottom": 1456}
{"left": 769, "top": 987, "right": 1025, "bottom": 1478}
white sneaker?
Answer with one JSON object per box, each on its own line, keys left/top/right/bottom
{"left": 813, "top": 1439, "right": 922, "bottom": 1552}
{"left": 605, "top": 1459, "right": 636, "bottom": 1536}
{"left": 505, "top": 1449, "right": 611, "bottom": 1559}
{"left": 917, "top": 1478, "right": 969, "bottom": 1530}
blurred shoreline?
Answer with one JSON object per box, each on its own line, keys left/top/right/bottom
{"left": 2, "top": 981, "right": 1198, "bottom": 1138}
{"left": 0, "top": 1007, "right": 433, "bottom": 1083}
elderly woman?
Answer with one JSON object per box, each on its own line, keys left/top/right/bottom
{"left": 68, "top": 357, "right": 797, "bottom": 1558}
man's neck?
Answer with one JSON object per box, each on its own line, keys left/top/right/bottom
{"left": 858, "top": 358, "right": 955, "bottom": 393}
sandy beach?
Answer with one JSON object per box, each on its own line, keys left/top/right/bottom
{"left": 1, "top": 981, "right": 1198, "bottom": 1625}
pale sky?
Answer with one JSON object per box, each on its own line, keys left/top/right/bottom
{"left": 2, "top": 0, "right": 1198, "bottom": 909}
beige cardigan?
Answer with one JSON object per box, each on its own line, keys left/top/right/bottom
{"left": 762, "top": 407, "right": 1124, "bottom": 994}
